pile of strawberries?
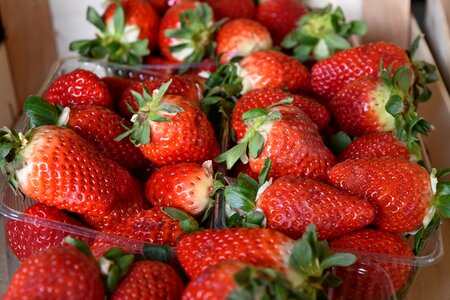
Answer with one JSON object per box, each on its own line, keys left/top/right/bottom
{"left": 2, "top": 0, "right": 449, "bottom": 299}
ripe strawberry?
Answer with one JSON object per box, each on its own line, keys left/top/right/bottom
{"left": 256, "top": 0, "right": 309, "bottom": 45}
{"left": 177, "top": 228, "right": 295, "bottom": 278}
{"left": 44, "top": 69, "right": 113, "bottom": 108}
{"left": 158, "top": 1, "right": 224, "bottom": 64}
{"left": 82, "top": 179, "right": 148, "bottom": 229}
{"left": 0, "top": 126, "right": 131, "bottom": 217}
{"left": 118, "top": 81, "right": 220, "bottom": 166}
{"left": 232, "top": 88, "right": 330, "bottom": 132}
{"left": 216, "top": 18, "right": 272, "bottom": 64}
{"left": 205, "top": 0, "right": 255, "bottom": 20}
{"left": 119, "top": 75, "right": 200, "bottom": 119}
{"left": 238, "top": 50, "right": 311, "bottom": 94}
{"left": 328, "top": 157, "right": 433, "bottom": 233}
{"left": 102, "top": 76, "right": 139, "bottom": 109}
{"left": 218, "top": 102, "right": 335, "bottom": 181}
{"left": 3, "top": 242, "right": 104, "bottom": 300}
{"left": 6, "top": 203, "right": 90, "bottom": 261}
{"left": 112, "top": 260, "right": 184, "bottom": 299}
{"left": 311, "top": 41, "right": 410, "bottom": 100}
{"left": 338, "top": 132, "right": 410, "bottom": 162}
{"left": 70, "top": 0, "right": 160, "bottom": 64}
{"left": 256, "top": 176, "right": 375, "bottom": 240}
{"left": 144, "top": 56, "right": 217, "bottom": 75}
{"left": 145, "top": 161, "right": 214, "bottom": 217}
{"left": 330, "top": 228, "right": 413, "bottom": 292}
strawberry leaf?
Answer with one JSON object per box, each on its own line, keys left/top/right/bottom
{"left": 242, "top": 108, "right": 268, "bottom": 122}
{"left": 142, "top": 244, "right": 172, "bottom": 263}
{"left": 248, "top": 132, "right": 264, "bottom": 158}
{"left": 23, "top": 96, "right": 62, "bottom": 127}
{"left": 162, "top": 207, "right": 199, "bottom": 233}
{"left": 319, "top": 253, "right": 356, "bottom": 270}
{"left": 385, "top": 95, "right": 404, "bottom": 116}
{"left": 86, "top": 6, "right": 106, "bottom": 32}
{"left": 329, "top": 131, "right": 352, "bottom": 155}
{"left": 258, "top": 158, "right": 272, "bottom": 186}
{"left": 64, "top": 236, "right": 93, "bottom": 258}
{"left": 112, "top": 3, "right": 125, "bottom": 35}
{"left": 215, "top": 142, "right": 249, "bottom": 170}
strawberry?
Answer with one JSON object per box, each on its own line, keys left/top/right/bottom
{"left": 70, "top": 0, "right": 160, "bottom": 64}
{"left": 215, "top": 18, "right": 273, "bottom": 64}
{"left": 338, "top": 132, "right": 410, "bottom": 162}
{"left": 232, "top": 88, "right": 330, "bottom": 132}
{"left": 311, "top": 41, "right": 411, "bottom": 100}
{"left": 119, "top": 75, "right": 201, "bottom": 119}
{"left": 238, "top": 50, "right": 311, "bottom": 94}
{"left": 158, "top": 1, "right": 225, "bottom": 64}
{"left": 217, "top": 102, "right": 335, "bottom": 181}
{"left": 328, "top": 157, "right": 437, "bottom": 233}
{"left": 256, "top": 0, "right": 309, "bottom": 45}
{"left": 111, "top": 260, "right": 184, "bottom": 299}
{"left": 329, "top": 228, "right": 413, "bottom": 292}
{"left": 0, "top": 126, "right": 131, "bottom": 217}
{"left": 144, "top": 56, "right": 217, "bottom": 75}
{"left": 24, "top": 97, "right": 151, "bottom": 172}
{"left": 205, "top": 0, "right": 255, "bottom": 20}
{"left": 145, "top": 161, "right": 214, "bottom": 217}
{"left": 3, "top": 240, "right": 105, "bottom": 300}
{"left": 118, "top": 80, "right": 220, "bottom": 166}
{"left": 6, "top": 203, "right": 90, "bottom": 261}
{"left": 44, "top": 69, "right": 112, "bottom": 108}
{"left": 102, "top": 76, "right": 139, "bottom": 110}
{"left": 255, "top": 176, "right": 376, "bottom": 240}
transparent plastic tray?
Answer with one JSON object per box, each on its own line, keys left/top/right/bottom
{"left": 0, "top": 57, "right": 444, "bottom": 299}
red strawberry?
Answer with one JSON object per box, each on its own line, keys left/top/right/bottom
{"left": 256, "top": 0, "right": 309, "bottom": 45}
{"left": 102, "top": 76, "right": 139, "bottom": 109}
{"left": 0, "top": 126, "right": 131, "bottom": 217}
{"left": 206, "top": 0, "right": 255, "bottom": 20}
{"left": 44, "top": 69, "right": 112, "bottom": 108}
{"left": 330, "top": 228, "right": 413, "bottom": 292}
{"left": 6, "top": 203, "right": 90, "bottom": 261}
{"left": 112, "top": 260, "right": 184, "bottom": 300}
{"left": 256, "top": 176, "right": 375, "bottom": 240}
{"left": 145, "top": 161, "right": 214, "bottom": 217}
{"left": 82, "top": 179, "right": 148, "bottom": 229}
{"left": 144, "top": 56, "right": 217, "bottom": 75}
{"left": 232, "top": 88, "right": 330, "bottom": 132}
{"left": 218, "top": 102, "right": 335, "bottom": 180}
{"left": 311, "top": 41, "right": 411, "bottom": 100}
{"left": 70, "top": 0, "right": 160, "bottom": 64}
{"left": 177, "top": 228, "right": 295, "bottom": 278}
{"left": 158, "top": 1, "right": 224, "bottom": 63}
{"left": 238, "top": 50, "right": 311, "bottom": 94}
{"left": 3, "top": 242, "right": 104, "bottom": 300}
{"left": 118, "top": 81, "right": 220, "bottom": 166}
{"left": 328, "top": 157, "right": 433, "bottom": 233}
{"left": 216, "top": 18, "right": 272, "bottom": 64}
{"left": 338, "top": 132, "right": 410, "bottom": 162}
{"left": 119, "top": 75, "right": 201, "bottom": 119}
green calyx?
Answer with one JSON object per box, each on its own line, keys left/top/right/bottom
{"left": 165, "top": 2, "right": 226, "bottom": 68}
{"left": 215, "top": 99, "right": 292, "bottom": 169}
{"left": 161, "top": 207, "right": 199, "bottom": 233}
{"left": 408, "top": 35, "right": 439, "bottom": 104}
{"left": 431, "top": 168, "right": 450, "bottom": 219}
{"left": 282, "top": 4, "right": 367, "bottom": 62}
{"left": 98, "top": 246, "right": 135, "bottom": 294}
{"left": 64, "top": 236, "right": 94, "bottom": 258}
{"left": 23, "top": 96, "right": 68, "bottom": 128}
{"left": 69, "top": 4, "right": 149, "bottom": 64}
{"left": 115, "top": 79, "right": 184, "bottom": 146}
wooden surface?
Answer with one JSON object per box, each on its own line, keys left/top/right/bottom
{"left": 0, "top": 44, "right": 18, "bottom": 127}
{"left": 0, "top": 0, "right": 57, "bottom": 110}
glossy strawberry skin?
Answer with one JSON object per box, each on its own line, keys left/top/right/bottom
{"left": 3, "top": 245, "right": 104, "bottom": 300}
{"left": 6, "top": 203, "right": 90, "bottom": 261}
{"left": 206, "top": 0, "right": 255, "bottom": 20}
{"left": 44, "top": 69, "right": 113, "bottom": 108}
{"left": 67, "top": 105, "right": 151, "bottom": 172}
{"left": 216, "top": 19, "right": 272, "bottom": 64}
{"left": 145, "top": 162, "right": 213, "bottom": 216}
{"left": 239, "top": 50, "right": 311, "bottom": 94}
{"left": 16, "top": 126, "right": 130, "bottom": 217}
{"left": 328, "top": 76, "right": 395, "bottom": 136}
{"left": 338, "top": 132, "right": 410, "bottom": 162}
{"left": 103, "top": 0, "right": 160, "bottom": 51}
{"left": 112, "top": 260, "right": 184, "bottom": 300}
{"left": 177, "top": 228, "right": 295, "bottom": 278}
{"left": 328, "top": 157, "right": 432, "bottom": 232}
{"left": 311, "top": 42, "right": 411, "bottom": 100}
{"left": 102, "top": 77, "right": 139, "bottom": 110}
{"left": 119, "top": 75, "right": 200, "bottom": 119}
{"left": 139, "top": 95, "right": 220, "bottom": 166}
{"left": 257, "top": 176, "right": 375, "bottom": 240}
{"left": 182, "top": 261, "right": 247, "bottom": 300}
{"left": 232, "top": 88, "right": 330, "bottom": 134}
{"left": 256, "top": 0, "right": 308, "bottom": 45}
{"left": 329, "top": 229, "right": 413, "bottom": 292}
